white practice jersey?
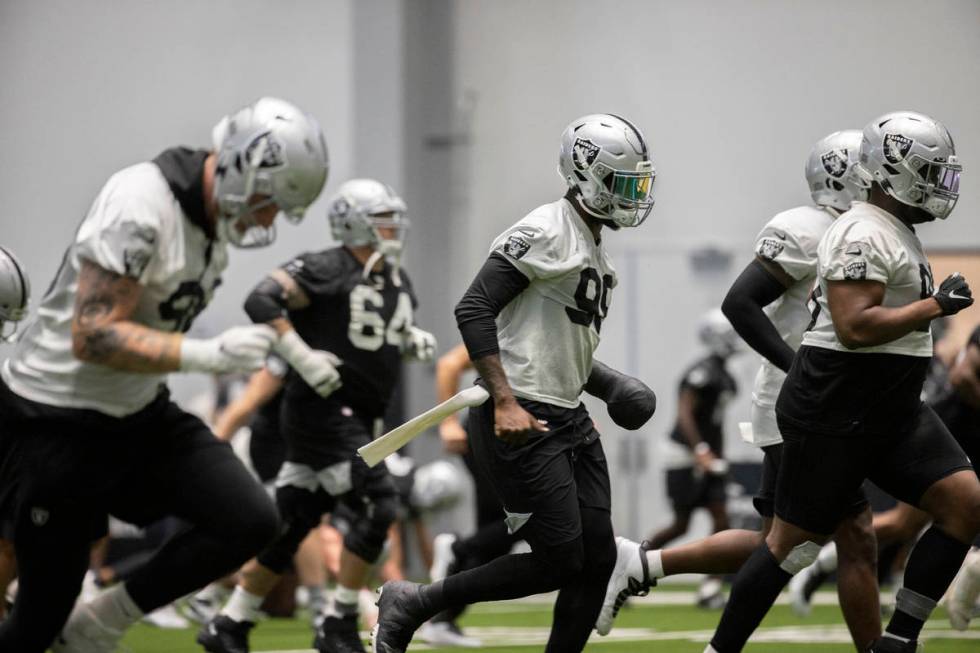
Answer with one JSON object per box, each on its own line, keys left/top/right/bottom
{"left": 491, "top": 198, "right": 617, "bottom": 408}
{"left": 751, "top": 206, "right": 835, "bottom": 403}
{"left": 802, "top": 201, "right": 933, "bottom": 357}
{"left": 3, "top": 160, "right": 228, "bottom": 417}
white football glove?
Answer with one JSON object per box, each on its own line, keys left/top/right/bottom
{"left": 274, "top": 329, "right": 342, "bottom": 397}
{"left": 180, "top": 325, "right": 277, "bottom": 374}
{"left": 401, "top": 326, "right": 437, "bottom": 362}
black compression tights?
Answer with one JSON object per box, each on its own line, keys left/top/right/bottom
{"left": 433, "top": 507, "right": 616, "bottom": 653}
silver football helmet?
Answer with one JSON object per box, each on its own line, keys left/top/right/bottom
{"left": 698, "top": 308, "right": 739, "bottom": 358}
{"left": 805, "top": 130, "right": 867, "bottom": 212}
{"left": 410, "top": 460, "right": 463, "bottom": 513}
{"left": 211, "top": 97, "right": 329, "bottom": 247}
{"left": 328, "top": 178, "right": 408, "bottom": 257}
{"left": 855, "top": 111, "right": 961, "bottom": 220}
{"left": 558, "top": 114, "right": 656, "bottom": 228}
{"left": 0, "top": 247, "right": 30, "bottom": 341}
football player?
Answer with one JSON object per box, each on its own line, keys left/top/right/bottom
{"left": 597, "top": 130, "right": 882, "bottom": 648}
{"left": 703, "top": 112, "right": 978, "bottom": 653}
{"left": 198, "top": 179, "right": 437, "bottom": 653}
{"left": 0, "top": 245, "right": 30, "bottom": 618}
{"left": 647, "top": 308, "right": 739, "bottom": 609}
{"left": 371, "top": 113, "right": 658, "bottom": 653}
{"left": 0, "top": 97, "right": 328, "bottom": 653}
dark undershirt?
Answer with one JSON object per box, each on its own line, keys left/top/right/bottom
{"left": 152, "top": 147, "right": 213, "bottom": 238}
{"left": 454, "top": 252, "right": 530, "bottom": 360}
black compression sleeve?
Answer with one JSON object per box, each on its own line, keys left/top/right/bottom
{"left": 454, "top": 253, "right": 530, "bottom": 360}
{"left": 244, "top": 276, "right": 289, "bottom": 324}
{"left": 721, "top": 259, "right": 796, "bottom": 373}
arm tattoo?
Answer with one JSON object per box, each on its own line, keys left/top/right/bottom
{"left": 72, "top": 260, "right": 181, "bottom": 372}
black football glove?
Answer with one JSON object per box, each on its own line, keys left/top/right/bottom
{"left": 585, "top": 360, "right": 657, "bottom": 430}
{"left": 934, "top": 272, "right": 974, "bottom": 316}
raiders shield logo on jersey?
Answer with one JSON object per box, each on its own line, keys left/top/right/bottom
{"left": 572, "top": 138, "right": 600, "bottom": 171}
{"left": 844, "top": 261, "right": 867, "bottom": 280}
{"left": 757, "top": 237, "right": 785, "bottom": 261}
{"left": 884, "top": 133, "right": 913, "bottom": 164}
{"left": 821, "top": 149, "right": 848, "bottom": 178}
{"left": 503, "top": 234, "right": 531, "bottom": 260}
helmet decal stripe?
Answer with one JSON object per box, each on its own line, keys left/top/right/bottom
{"left": 606, "top": 113, "right": 648, "bottom": 155}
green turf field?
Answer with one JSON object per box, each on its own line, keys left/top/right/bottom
{"left": 121, "top": 588, "right": 978, "bottom": 652}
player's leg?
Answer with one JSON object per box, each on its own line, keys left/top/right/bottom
{"left": 295, "top": 529, "right": 328, "bottom": 623}
{"left": 833, "top": 504, "right": 881, "bottom": 650}
{"left": 200, "top": 476, "right": 326, "bottom": 652}
{"left": 544, "top": 432, "right": 616, "bottom": 652}
{"left": 372, "top": 398, "right": 590, "bottom": 653}
{"left": 869, "top": 405, "right": 980, "bottom": 650}
{"left": 315, "top": 459, "right": 398, "bottom": 653}
{"left": 707, "top": 421, "right": 867, "bottom": 653}
{"left": 697, "top": 486, "right": 731, "bottom": 609}
{"left": 646, "top": 467, "right": 694, "bottom": 547}
{"left": 0, "top": 498, "right": 94, "bottom": 653}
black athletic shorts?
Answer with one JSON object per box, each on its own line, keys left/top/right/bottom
{"left": 467, "top": 395, "right": 611, "bottom": 549}
{"left": 279, "top": 384, "right": 380, "bottom": 469}
{"left": 753, "top": 443, "right": 867, "bottom": 520}
{"left": 775, "top": 402, "right": 972, "bottom": 535}
{"left": 249, "top": 418, "right": 286, "bottom": 484}
{"left": 0, "top": 378, "right": 267, "bottom": 541}
{"left": 666, "top": 467, "right": 727, "bottom": 512}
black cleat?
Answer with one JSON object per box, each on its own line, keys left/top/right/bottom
{"left": 866, "top": 637, "right": 919, "bottom": 653}
{"left": 313, "top": 612, "right": 366, "bottom": 653}
{"left": 196, "top": 615, "right": 254, "bottom": 653}
{"left": 371, "top": 581, "right": 429, "bottom": 653}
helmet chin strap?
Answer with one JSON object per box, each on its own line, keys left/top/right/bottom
{"left": 573, "top": 192, "right": 620, "bottom": 230}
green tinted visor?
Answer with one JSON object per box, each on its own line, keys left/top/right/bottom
{"left": 610, "top": 172, "right": 654, "bottom": 202}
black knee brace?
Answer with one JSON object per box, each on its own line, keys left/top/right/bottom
{"left": 342, "top": 492, "right": 398, "bottom": 563}
{"left": 256, "top": 485, "right": 327, "bottom": 573}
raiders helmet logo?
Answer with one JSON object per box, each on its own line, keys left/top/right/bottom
{"left": 757, "top": 238, "right": 785, "bottom": 261}
{"left": 883, "top": 133, "right": 913, "bottom": 164}
{"left": 844, "top": 261, "right": 867, "bottom": 280}
{"left": 502, "top": 234, "right": 531, "bottom": 260}
{"left": 572, "top": 138, "right": 600, "bottom": 171}
{"left": 332, "top": 197, "right": 350, "bottom": 217}
{"left": 821, "top": 150, "right": 848, "bottom": 178}
{"left": 246, "top": 132, "right": 286, "bottom": 168}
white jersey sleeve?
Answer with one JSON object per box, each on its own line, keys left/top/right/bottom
{"left": 74, "top": 177, "right": 164, "bottom": 284}
{"left": 754, "top": 209, "right": 826, "bottom": 282}
{"left": 819, "top": 220, "right": 893, "bottom": 285}
{"left": 490, "top": 211, "right": 585, "bottom": 280}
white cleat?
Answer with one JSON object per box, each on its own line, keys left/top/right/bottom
{"left": 52, "top": 602, "right": 124, "bottom": 653}
{"left": 419, "top": 620, "right": 482, "bottom": 648}
{"left": 947, "top": 548, "right": 980, "bottom": 630}
{"left": 787, "top": 567, "right": 814, "bottom": 617}
{"left": 595, "top": 536, "right": 655, "bottom": 636}
{"left": 429, "top": 533, "right": 457, "bottom": 582}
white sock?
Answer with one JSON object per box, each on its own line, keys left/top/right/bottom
{"left": 645, "top": 549, "right": 665, "bottom": 580}
{"left": 704, "top": 645, "right": 720, "bottom": 653}
{"left": 335, "top": 584, "right": 360, "bottom": 614}
{"left": 815, "top": 542, "right": 838, "bottom": 574}
{"left": 87, "top": 583, "right": 144, "bottom": 632}
{"left": 221, "top": 586, "right": 265, "bottom": 623}
{"left": 953, "top": 550, "right": 980, "bottom": 605}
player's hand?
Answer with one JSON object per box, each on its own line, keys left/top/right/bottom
{"left": 274, "top": 329, "right": 343, "bottom": 397}
{"left": 934, "top": 272, "right": 974, "bottom": 315}
{"left": 440, "top": 418, "right": 469, "bottom": 455}
{"left": 296, "top": 349, "right": 343, "bottom": 397}
{"left": 694, "top": 446, "right": 718, "bottom": 473}
{"left": 401, "top": 326, "right": 437, "bottom": 362}
{"left": 180, "top": 325, "right": 277, "bottom": 374}
{"left": 494, "top": 398, "right": 548, "bottom": 445}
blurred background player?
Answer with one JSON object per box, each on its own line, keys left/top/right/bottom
{"left": 650, "top": 308, "right": 740, "bottom": 608}
{"left": 0, "top": 96, "right": 328, "bottom": 653}
{"left": 597, "top": 130, "right": 882, "bottom": 649}
{"left": 373, "top": 113, "right": 657, "bottom": 653}
{"left": 0, "top": 246, "right": 30, "bottom": 620}
{"left": 199, "top": 179, "right": 436, "bottom": 653}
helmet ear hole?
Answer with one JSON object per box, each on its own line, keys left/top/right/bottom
{"left": 831, "top": 181, "right": 844, "bottom": 191}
